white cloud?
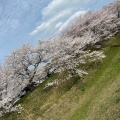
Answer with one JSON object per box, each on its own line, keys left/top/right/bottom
{"left": 55, "top": 22, "right": 63, "bottom": 29}
{"left": 30, "top": 0, "right": 90, "bottom": 38}
{"left": 42, "top": 0, "right": 91, "bottom": 19}
{"left": 58, "top": 11, "right": 87, "bottom": 32}
{"left": 30, "top": 9, "right": 72, "bottom": 36}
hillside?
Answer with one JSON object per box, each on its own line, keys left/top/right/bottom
{"left": 0, "top": 0, "right": 120, "bottom": 119}
{"left": 1, "top": 33, "right": 120, "bottom": 120}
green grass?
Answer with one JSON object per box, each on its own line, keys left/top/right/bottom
{"left": 15, "top": 73, "right": 59, "bottom": 105}
{"left": 70, "top": 33, "right": 120, "bottom": 120}
{"left": 0, "top": 33, "right": 120, "bottom": 120}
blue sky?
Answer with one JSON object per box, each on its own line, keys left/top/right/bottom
{"left": 0, "top": 0, "right": 115, "bottom": 63}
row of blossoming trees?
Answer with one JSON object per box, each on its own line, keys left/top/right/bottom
{"left": 0, "top": 0, "right": 120, "bottom": 115}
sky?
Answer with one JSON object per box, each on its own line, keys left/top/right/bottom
{"left": 0, "top": 0, "right": 115, "bottom": 63}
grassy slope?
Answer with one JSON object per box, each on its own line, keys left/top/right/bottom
{"left": 1, "top": 33, "right": 120, "bottom": 120}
